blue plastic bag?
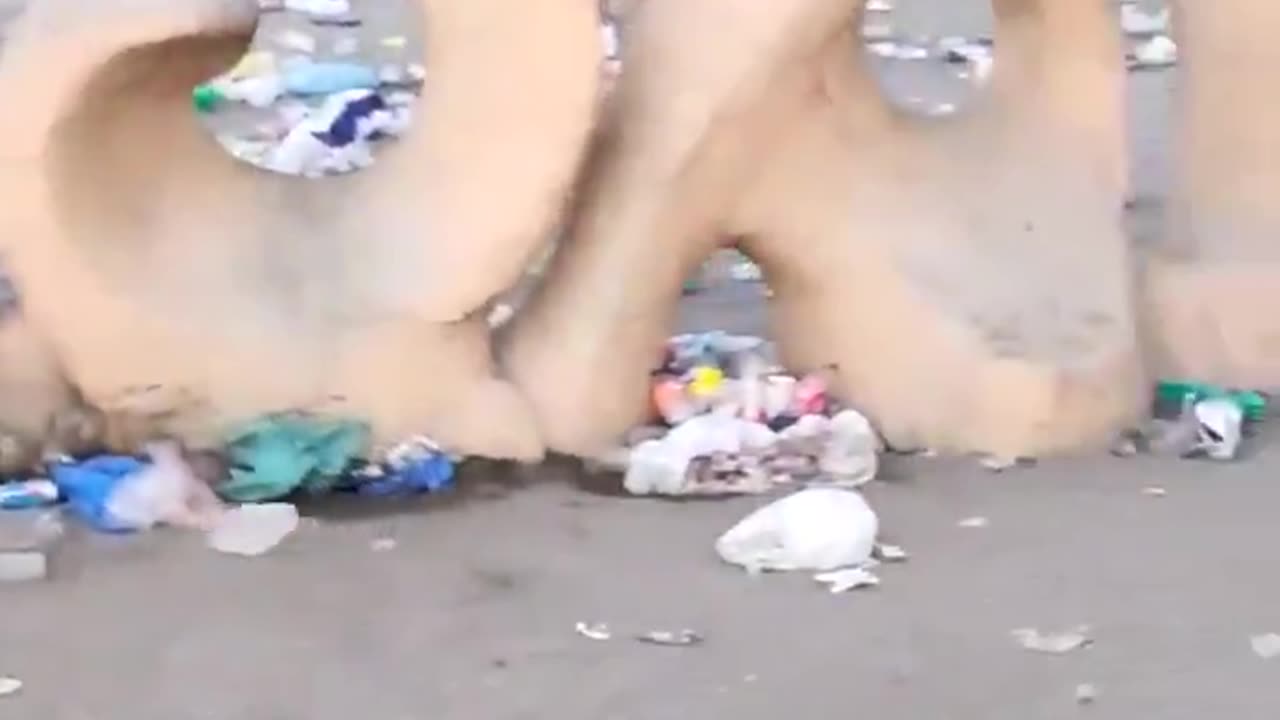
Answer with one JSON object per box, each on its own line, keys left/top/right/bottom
{"left": 356, "top": 452, "right": 455, "bottom": 497}
{"left": 50, "top": 456, "right": 146, "bottom": 533}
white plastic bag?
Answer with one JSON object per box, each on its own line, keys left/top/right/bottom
{"left": 623, "top": 413, "right": 778, "bottom": 495}
{"left": 207, "top": 504, "right": 299, "bottom": 557}
{"left": 818, "top": 410, "right": 879, "bottom": 485}
{"left": 715, "top": 488, "right": 879, "bottom": 573}
{"left": 1194, "top": 399, "right": 1243, "bottom": 460}
{"left": 106, "top": 442, "right": 223, "bottom": 531}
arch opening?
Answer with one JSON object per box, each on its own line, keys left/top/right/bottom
{"left": 192, "top": 0, "right": 425, "bottom": 178}
{"left": 858, "top": 0, "right": 995, "bottom": 118}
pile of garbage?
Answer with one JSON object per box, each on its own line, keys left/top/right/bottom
{"left": 192, "top": 0, "right": 421, "bottom": 177}
{"left": 1114, "top": 380, "right": 1267, "bottom": 461}
{"left": 0, "top": 412, "right": 457, "bottom": 576}
{"left": 613, "top": 331, "right": 881, "bottom": 496}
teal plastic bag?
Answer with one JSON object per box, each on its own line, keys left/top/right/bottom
{"left": 219, "top": 416, "right": 371, "bottom": 502}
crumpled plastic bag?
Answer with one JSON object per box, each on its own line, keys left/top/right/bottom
{"left": 624, "top": 413, "right": 778, "bottom": 495}
{"left": 219, "top": 416, "right": 370, "bottom": 502}
{"left": 52, "top": 443, "right": 222, "bottom": 533}
{"left": 715, "top": 488, "right": 879, "bottom": 573}
{"left": 777, "top": 410, "right": 879, "bottom": 486}
{"left": 51, "top": 455, "right": 146, "bottom": 533}
{"left": 207, "top": 503, "right": 299, "bottom": 557}
{"left": 106, "top": 441, "right": 224, "bottom": 531}
{"left": 1194, "top": 398, "right": 1243, "bottom": 461}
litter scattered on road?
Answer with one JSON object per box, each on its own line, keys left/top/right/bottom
{"left": 0, "top": 676, "right": 22, "bottom": 698}
{"left": 716, "top": 488, "right": 879, "bottom": 574}
{"left": 1120, "top": 3, "right": 1170, "bottom": 36}
{"left": 575, "top": 622, "right": 612, "bottom": 641}
{"left": 1142, "top": 486, "right": 1168, "bottom": 498}
{"left": 0, "top": 508, "right": 61, "bottom": 583}
{"left": 1012, "top": 626, "right": 1093, "bottom": 655}
{"left": 370, "top": 537, "right": 397, "bottom": 552}
{"left": 1130, "top": 35, "right": 1178, "bottom": 69}
{"left": 1194, "top": 399, "right": 1243, "bottom": 461}
{"left": 636, "top": 629, "right": 704, "bottom": 647}
{"left": 814, "top": 566, "right": 880, "bottom": 594}
{"left": 979, "top": 455, "right": 1021, "bottom": 473}
{"left": 206, "top": 503, "right": 300, "bottom": 557}
{"left": 874, "top": 543, "right": 909, "bottom": 562}
{"left": 1250, "top": 633, "right": 1280, "bottom": 660}
{"left": 1075, "top": 683, "right": 1100, "bottom": 705}
{"left": 957, "top": 516, "right": 990, "bottom": 529}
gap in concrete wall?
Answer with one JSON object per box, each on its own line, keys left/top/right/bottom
{"left": 860, "top": 0, "right": 994, "bottom": 118}
{"left": 193, "top": 0, "right": 425, "bottom": 179}
{"left": 1120, "top": 0, "right": 1174, "bottom": 250}
{"left": 677, "top": 244, "right": 773, "bottom": 339}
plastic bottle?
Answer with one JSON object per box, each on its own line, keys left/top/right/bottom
{"left": 0, "top": 479, "right": 58, "bottom": 510}
{"left": 283, "top": 62, "right": 379, "bottom": 96}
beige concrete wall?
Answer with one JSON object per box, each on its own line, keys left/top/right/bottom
{"left": 0, "top": 0, "right": 600, "bottom": 458}
{"left": 0, "top": 0, "right": 1272, "bottom": 461}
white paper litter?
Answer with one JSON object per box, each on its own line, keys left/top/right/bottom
{"left": 875, "top": 543, "right": 909, "bottom": 562}
{"left": 716, "top": 488, "right": 879, "bottom": 573}
{"left": 0, "top": 676, "right": 21, "bottom": 697}
{"left": 1075, "top": 683, "right": 1100, "bottom": 705}
{"left": 206, "top": 504, "right": 299, "bottom": 557}
{"left": 1012, "top": 626, "right": 1093, "bottom": 654}
{"left": 957, "top": 516, "right": 989, "bottom": 529}
{"left": 979, "top": 455, "right": 1018, "bottom": 472}
{"left": 1120, "top": 4, "right": 1170, "bottom": 36}
{"left": 814, "top": 567, "right": 880, "bottom": 594}
{"left": 1250, "top": 633, "right": 1280, "bottom": 660}
{"left": 575, "top": 622, "right": 612, "bottom": 641}
{"left": 1133, "top": 35, "right": 1178, "bottom": 68}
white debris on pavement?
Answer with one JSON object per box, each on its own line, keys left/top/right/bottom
{"left": 1075, "top": 683, "right": 1100, "bottom": 705}
{"left": 206, "top": 503, "right": 300, "bottom": 557}
{"left": 1131, "top": 35, "right": 1178, "bottom": 69}
{"left": 0, "top": 676, "right": 20, "bottom": 697}
{"left": 874, "top": 543, "right": 909, "bottom": 562}
{"left": 957, "top": 516, "right": 989, "bottom": 529}
{"left": 979, "top": 454, "right": 1022, "bottom": 472}
{"left": 814, "top": 566, "right": 881, "bottom": 594}
{"left": 1194, "top": 399, "right": 1244, "bottom": 461}
{"left": 636, "top": 629, "right": 704, "bottom": 647}
{"left": 1250, "top": 633, "right": 1280, "bottom": 660}
{"left": 1012, "top": 626, "right": 1093, "bottom": 655}
{"left": 575, "top": 622, "right": 612, "bottom": 641}
{"left": 716, "top": 488, "right": 880, "bottom": 574}
{"left": 1120, "top": 3, "right": 1171, "bottom": 36}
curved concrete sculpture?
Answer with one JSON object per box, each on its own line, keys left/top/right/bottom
{"left": 506, "top": 0, "right": 1144, "bottom": 458}
{"left": 0, "top": 0, "right": 600, "bottom": 457}
{"left": 1148, "top": 0, "right": 1280, "bottom": 388}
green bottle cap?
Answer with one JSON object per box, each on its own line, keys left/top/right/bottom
{"left": 191, "top": 84, "right": 224, "bottom": 113}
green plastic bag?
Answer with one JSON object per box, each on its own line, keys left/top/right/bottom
{"left": 218, "top": 415, "right": 371, "bottom": 503}
{"left": 1155, "top": 380, "right": 1266, "bottom": 422}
